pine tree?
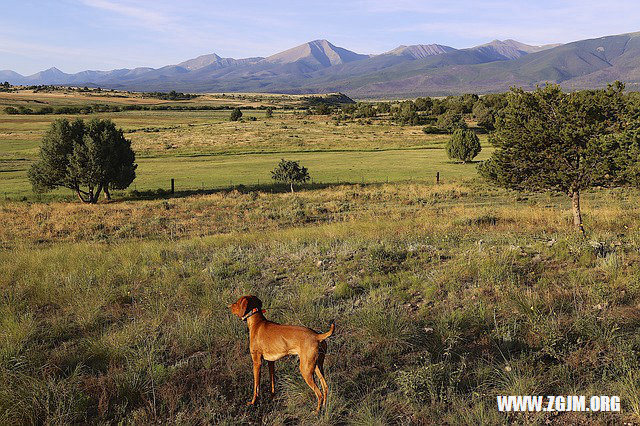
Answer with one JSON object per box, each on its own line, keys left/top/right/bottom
{"left": 446, "top": 129, "right": 481, "bottom": 163}
{"left": 479, "top": 83, "right": 629, "bottom": 234}
{"left": 29, "top": 118, "right": 137, "bottom": 203}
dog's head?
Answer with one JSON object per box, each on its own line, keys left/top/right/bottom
{"left": 229, "top": 295, "right": 263, "bottom": 319}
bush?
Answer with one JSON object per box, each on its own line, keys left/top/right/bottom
{"left": 229, "top": 108, "right": 242, "bottom": 121}
{"left": 423, "top": 125, "right": 444, "bottom": 134}
{"left": 446, "top": 129, "right": 481, "bottom": 163}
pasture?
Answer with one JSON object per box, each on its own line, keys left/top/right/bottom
{"left": 0, "top": 90, "right": 489, "bottom": 200}
{"left": 0, "top": 89, "right": 639, "bottom": 424}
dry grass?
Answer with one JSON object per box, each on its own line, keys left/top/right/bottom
{"left": 1, "top": 182, "right": 639, "bottom": 424}
{"left": 2, "top": 182, "right": 639, "bottom": 247}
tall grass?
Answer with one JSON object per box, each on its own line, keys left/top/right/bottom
{"left": 1, "top": 183, "right": 639, "bottom": 423}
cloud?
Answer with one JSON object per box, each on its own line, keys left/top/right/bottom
{"left": 79, "top": 0, "right": 173, "bottom": 28}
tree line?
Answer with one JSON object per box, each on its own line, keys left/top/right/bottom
{"left": 4, "top": 104, "right": 278, "bottom": 115}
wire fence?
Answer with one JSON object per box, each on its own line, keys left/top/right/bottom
{"left": 2, "top": 172, "right": 448, "bottom": 202}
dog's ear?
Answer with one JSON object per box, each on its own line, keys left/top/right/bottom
{"left": 249, "top": 295, "right": 262, "bottom": 310}
{"left": 236, "top": 296, "right": 249, "bottom": 317}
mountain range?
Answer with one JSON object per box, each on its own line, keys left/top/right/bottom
{"left": 2, "top": 32, "right": 639, "bottom": 98}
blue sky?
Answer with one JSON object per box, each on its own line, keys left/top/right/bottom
{"left": 2, "top": 0, "right": 640, "bottom": 74}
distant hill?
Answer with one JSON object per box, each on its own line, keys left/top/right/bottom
{"left": 383, "top": 44, "right": 457, "bottom": 59}
{"left": 177, "top": 54, "right": 263, "bottom": 71}
{"left": 2, "top": 32, "right": 640, "bottom": 97}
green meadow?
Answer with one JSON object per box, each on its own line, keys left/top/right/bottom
{"left": 0, "top": 97, "right": 489, "bottom": 199}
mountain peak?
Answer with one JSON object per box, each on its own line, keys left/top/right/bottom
{"left": 177, "top": 53, "right": 263, "bottom": 71}
{"left": 264, "top": 40, "right": 368, "bottom": 67}
{"left": 385, "top": 44, "right": 456, "bottom": 59}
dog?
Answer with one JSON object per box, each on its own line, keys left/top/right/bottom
{"left": 229, "top": 295, "right": 335, "bottom": 412}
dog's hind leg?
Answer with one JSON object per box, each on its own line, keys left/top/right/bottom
{"left": 315, "top": 343, "right": 328, "bottom": 407}
{"left": 300, "top": 356, "right": 323, "bottom": 413}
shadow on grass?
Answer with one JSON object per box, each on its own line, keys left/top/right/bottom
{"left": 119, "top": 181, "right": 387, "bottom": 201}
{"left": 4, "top": 178, "right": 446, "bottom": 203}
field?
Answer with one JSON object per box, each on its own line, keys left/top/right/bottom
{"left": 0, "top": 89, "right": 489, "bottom": 200}
{"left": 1, "top": 90, "right": 639, "bottom": 424}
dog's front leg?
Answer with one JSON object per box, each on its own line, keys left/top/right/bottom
{"left": 268, "top": 361, "right": 276, "bottom": 395}
{"left": 247, "top": 352, "right": 262, "bottom": 406}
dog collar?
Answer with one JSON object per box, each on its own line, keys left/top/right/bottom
{"left": 241, "top": 308, "right": 265, "bottom": 321}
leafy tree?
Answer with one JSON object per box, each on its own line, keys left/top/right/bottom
{"left": 446, "top": 129, "right": 481, "bottom": 163}
{"left": 230, "top": 107, "right": 243, "bottom": 121}
{"left": 479, "top": 83, "right": 629, "bottom": 234}
{"left": 28, "top": 118, "right": 137, "bottom": 203}
{"left": 414, "top": 97, "right": 433, "bottom": 112}
{"left": 314, "top": 104, "right": 332, "bottom": 115}
{"left": 265, "top": 107, "right": 273, "bottom": 118}
{"left": 394, "top": 101, "right": 424, "bottom": 125}
{"left": 376, "top": 102, "right": 391, "bottom": 114}
{"left": 354, "top": 103, "right": 376, "bottom": 118}
{"left": 436, "top": 110, "right": 467, "bottom": 133}
{"left": 472, "top": 101, "right": 495, "bottom": 131}
{"left": 460, "top": 93, "right": 479, "bottom": 113}
{"left": 271, "top": 159, "right": 310, "bottom": 193}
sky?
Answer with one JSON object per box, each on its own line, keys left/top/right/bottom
{"left": 2, "top": 0, "right": 640, "bottom": 75}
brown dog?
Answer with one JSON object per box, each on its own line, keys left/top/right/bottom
{"left": 229, "top": 295, "right": 334, "bottom": 412}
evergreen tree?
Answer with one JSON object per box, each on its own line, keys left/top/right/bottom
{"left": 28, "top": 118, "right": 137, "bottom": 203}
{"left": 230, "top": 107, "right": 243, "bottom": 121}
{"left": 446, "top": 129, "right": 481, "bottom": 163}
{"left": 479, "top": 83, "right": 629, "bottom": 234}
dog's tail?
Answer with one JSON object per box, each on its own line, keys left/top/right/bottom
{"left": 316, "top": 322, "right": 335, "bottom": 341}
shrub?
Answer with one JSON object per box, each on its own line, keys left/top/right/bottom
{"left": 423, "top": 125, "right": 444, "bottom": 134}
{"left": 229, "top": 108, "right": 242, "bottom": 121}
{"left": 446, "top": 129, "right": 481, "bottom": 163}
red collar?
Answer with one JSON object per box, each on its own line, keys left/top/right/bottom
{"left": 242, "top": 308, "right": 265, "bottom": 321}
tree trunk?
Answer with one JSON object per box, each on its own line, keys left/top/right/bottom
{"left": 76, "top": 189, "right": 88, "bottom": 203}
{"left": 90, "top": 184, "right": 103, "bottom": 204}
{"left": 104, "top": 185, "right": 111, "bottom": 200}
{"left": 290, "top": 182, "right": 294, "bottom": 193}
{"left": 92, "top": 184, "right": 102, "bottom": 204}
{"left": 571, "top": 190, "right": 585, "bottom": 236}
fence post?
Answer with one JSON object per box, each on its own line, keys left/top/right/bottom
{"left": 171, "top": 178, "right": 175, "bottom": 194}
{"left": 436, "top": 172, "right": 440, "bottom": 185}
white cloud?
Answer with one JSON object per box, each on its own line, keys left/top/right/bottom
{"left": 79, "top": 0, "right": 174, "bottom": 28}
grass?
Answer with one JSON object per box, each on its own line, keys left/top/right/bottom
{"left": 0, "top": 100, "right": 490, "bottom": 200}
{"left": 1, "top": 91, "right": 638, "bottom": 424}
{"left": 1, "top": 182, "right": 640, "bottom": 424}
